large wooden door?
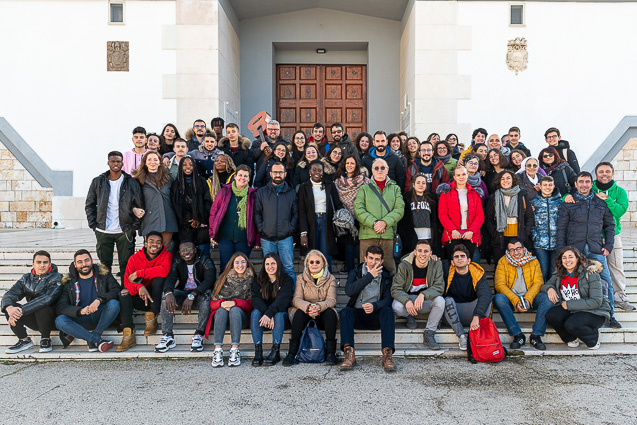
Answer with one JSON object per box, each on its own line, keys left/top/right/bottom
{"left": 277, "top": 64, "right": 367, "bottom": 142}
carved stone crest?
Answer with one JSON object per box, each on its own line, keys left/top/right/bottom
{"left": 107, "top": 41, "right": 129, "bottom": 72}
{"left": 506, "top": 37, "right": 527, "bottom": 75}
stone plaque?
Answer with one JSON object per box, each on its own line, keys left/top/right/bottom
{"left": 107, "top": 41, "right": 129, "bottom": 72}
{"left": 506, "top": 37, "right": 527, "bottom": 75}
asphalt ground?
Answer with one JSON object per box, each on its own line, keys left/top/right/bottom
{"left": 0, "top": 355, "right": 635, "bottom": 424}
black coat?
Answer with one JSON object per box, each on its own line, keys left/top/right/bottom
{"left": 85, "top": 171, "right": 144, "bottom": 232}
{"left": 218, "top": 136, "right": 254, "bottom": 175}
{"left": 485, "top": 191, "right": 535, "bottom": 250}
{"left": 251, "top": 274, "right": 294, "bottom": 319}
{"left": 163, "top": 251, "right": 217, "bottom": 296}
{"left": 251, "top": 135, "right": 290, "bottom": 170}
{"left": 547, "top": 162, "right": 577, "bottom": 197}
{"left": 556, "top": 194, "right": 615, "bottom": 255}
{"left": 57, "top": 263, "right": 120, "bottom": 318}
{"left": 292, "top": 163, "right": 311, "bottom": 191}
{"left": 1, "top": 265, "right": 62, "bottom": 316}
{"left": 397, "top": 191, "right": 441, "bottom": 257}
{"left": 170, "top": 176, "right": 213, "bottom": 227}
{"left": 345, "top": 264, "right": 393, "bottom": 311}
{"left": 555, "top": 140, "right": 581, "bottom": 174}
{"left": 298, "top": 180, "right": 343, "bottom": 256}
{"left": 254, "top": 157, "right": 294, "bottom": 188}
{"left": 254, "top": 182, "right": 298, "bottom": 242}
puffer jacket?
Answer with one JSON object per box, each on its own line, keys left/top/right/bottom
{"left": 290, "top": 252, "right": 337, "bottom": 316}
{"left": 254, "top": 181, "right": 298, "bottom": 242}
{"left": 437, "top": 181, "right": 485, "bottom": 245}
{"left": 345, "top": 264, "right": 392, "bottom": 310}
{"left": 1, "top": 265, "right": 62, "bottom": 316}
{"left": 85, "top": 171, "right": 144, "bottom": 232}
{"left": 391, "top": 253, "right": 444, "bottom": 305}
{"left": 504, "top": 141, "right": 531, "bottom": 157}
{"left": 57, "top": 263, "right": 120, "bottom": 318}
{"left": 494, "top": 255, "right": 543, "bottom": 309}
{"left": 188, "top": 145, "right": 222, "bottom": 179}
{"left": 554, "top": 140, "right": 580, "bottom": 174}
{"left": 353, "top": 178, "right": 405, "bottom": 240}
{"left": 335, "top": 135, "right": 358, "bottom": 159}
{"left": 443, "top": 262, "right": 492, "bottom": 318}
{"left": 530, "top": 191, "right": 562, "bottom": 250}
{"left": 541, "top": 261, "right": 611, "bottom": 319}
{"left": 163, "top": 251, "right": 216, "bottom": 296}
{"left": 556, "top": 194, "right": 615, "bottom": 254}
{"left": 218, "top": 135, "right": 254, "bottom": 174}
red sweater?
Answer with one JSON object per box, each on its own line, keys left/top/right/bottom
{"left": 438, "top": 181, "right": 485, "bottom": 245}
{"left": 123, "top": 248, "right": 173, "bottom": 295}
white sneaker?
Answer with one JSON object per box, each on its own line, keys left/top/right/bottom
{"left": 228, "top": 347, "right": 241, "bottom": 366}
{"left": 211, "top": 348, "right": 224, "bottom": 367}
{"left": 191, "top": 334, "right": 204, "bottom": 352}
{"left": 588, "top": 331, "right": 601, "bottom": 350}
{"left": 567, "top": 340, "right": 580, "bottom": 348}
{"left": 155, "top": 334, "right": 176, "bottom": 353}
{"left": 458, "top": 334, "right": 468, "bottom": 351}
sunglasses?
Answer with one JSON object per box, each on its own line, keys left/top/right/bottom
{"left": 526, "top": 163, "right": 538, "bottom": 168}
{"left": 542, "top": 154, "right": 554, "bottom": 158}
{"left": 373, "top": 166, "right": 387, "bottom": 171}
{"left": 309, "top": 260, "right": 322, "bottom": 265}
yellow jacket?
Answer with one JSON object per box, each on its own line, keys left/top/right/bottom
{"left": 494, "top": 256, "right": 543, "bottom": 310}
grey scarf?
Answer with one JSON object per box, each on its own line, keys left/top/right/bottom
{"left": 467, "top": 173, "right": 482, "bottom": 189}
{"left": 495, "top": 186, "right": 520, "bottom": 232}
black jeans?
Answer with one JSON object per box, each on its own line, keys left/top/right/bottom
{"left": 119, "top": 277, "right": 165, "bottom": 329}
{"left": 5, "top": 305, "right": 56, "bottom": 339}
{"left": 290, "top": 308, "right": 338, "bottom": 342}
{"left": 545, "top": 305, "right": 606, "bottom": 347}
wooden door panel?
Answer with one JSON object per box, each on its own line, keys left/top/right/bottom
{"left": 281, "top": 127, "right": 296, "bottom": 141}
{"left": 346, "top": 84, "right": 363, "bottom": 100}
{"left": 300, "top": 108, "right": 317, "bottom": 123}
{"left": 346, "top": 66, "right": 363, "bottom": 80}
{"left": 279, "top": 108, "right": 296, "bottom": 124}
{"left": 279, "top": 84, "right": 296, "bottom": 99}
{"left": 300, "top": 84, "right": 317, "bottom": 100}
{"left": 325, "top": 84, "right": 342, "bottom": 100}
{"left": 325, "top": 66, "right": 342, "bottom": 80}
{"left": 299, "top": 66, "right": 316, "bottom": 80}
{"left": 279, "top": 66, "right": 296, "bottom": 80}
{"left": 346, "top": 108, "right": 363, "bottom": 123}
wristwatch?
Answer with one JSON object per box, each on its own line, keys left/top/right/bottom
{"left": 188, "top": 293, "right": 196, "bottom": 301}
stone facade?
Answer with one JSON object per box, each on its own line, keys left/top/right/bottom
{"left": 611, "top": 137, "right": 637, "bottom": 227}
{"left": 0, "top": 140, "right": 52, "bottom": 228}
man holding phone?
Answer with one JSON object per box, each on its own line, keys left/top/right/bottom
{"left": 116, "top": 232, "right": 172, "bottom": 352}
{"left": 493, "top": 239, "right": 551, "bottom": 351}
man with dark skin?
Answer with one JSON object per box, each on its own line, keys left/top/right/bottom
{"left": 211, "top": 117, "right": 225, "bottom": 141}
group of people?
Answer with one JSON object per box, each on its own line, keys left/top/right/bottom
{"left": 1, "top": 118, "right": 632, "bottom": 371}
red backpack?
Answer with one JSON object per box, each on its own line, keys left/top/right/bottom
{"left": 467, "top": 318, "right": 506, "bottom": 363}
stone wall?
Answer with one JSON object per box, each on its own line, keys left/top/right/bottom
{"left": 0, "top": 140, "right": 52, "bottom": 228}
{"left": 611, "top": 137, "right": 637, "bottom": 228}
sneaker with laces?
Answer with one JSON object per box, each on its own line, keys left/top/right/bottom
{"left": 567, "top": 339, "right": 580, "bottom": 348}
{"left": 458, "top": 334, "right": 468, "bottom": 351}
{"left": 39, "top": 338, "right": 52, "bottom": 353}
{"left": 5, "top": 338, "right": 34, "bottom": 354}
{"left": 155, "top": 334, "right": 176, "bottom": 353}
{"left": 211, "top": 348, "right": 224, "bottom": 367}
{"left": 98, "top": 339, "right": 115, "bottom": 353}
{"left": 191, "top": 334, "right": 204, "bottom": 352}
{"left": 607, "top": 317, "right": 622, "bottom": 329}
{"left": 587, "top": 330, "right": 601, "bottom": 350}
{"left": 615, "top": 299, "right": 636, "bottom": 311}
{"left": 88, "top": 342, "right": 99, "bottom": 352}
{"left": 529, "top": 335, "right": 546, "bottom": 351}
{"left": 228, "top": 347, "right": 241, "bottom": 366}
{"left": 509, "top": 333, "right": 526, "bottom": 349}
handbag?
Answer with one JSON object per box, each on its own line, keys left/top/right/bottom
{"left": 329, "top": 195, "right": 352, "bottom": 237}
{"left": 295, "top": 320, "right": 326, "bottom": 363}
{"left": 367, "top": 183, "right": 402, "bottom": 257}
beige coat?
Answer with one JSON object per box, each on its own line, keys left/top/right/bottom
{"left": 289, "top": 251, "right": 337, "bottom": 317}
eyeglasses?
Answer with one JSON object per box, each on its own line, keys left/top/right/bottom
{"left": 331, "top": 130, "right": 343, "bottom": 134}
{"left": 332, "top": 151, "right": 343, "bottom": 156}
{"left": 508, "top": 247, "right": 524, "bottom": 253}
{"left": 373, "top": 166, "right": 387, "bottom": 171}
{"left": 234, "top": 260, "right": 247, "bottom": 265}
{"left": 309, "top": 260, "right": 322, "bottom": 265}
{"left": 275, "top": 148, "right": 287, "bottom": 153}
{"left": 526, "top": 163, "right": 538, "bottom": 168}
{"left": 179, "top": 248, "right": 194, "bottom": 253}
{"left": 267, "top": 127, "right": 280, "bottom": 132}
{"left": 542, "top": 154, "right": 554, "bottom": 158}
{"left": 546, "top": 135, "right": 559, "bottom": 140}
{"left": 421, "top": 148, "right": 433, "bottom": 153}
{"left": 448, "top": 138, "right": 457, "bottom": 142}
{"left": 466, "top": 161, "right": 479, "bottom": 167}
{"left": 194, "top": 125, "right": 205, "bottom": 129}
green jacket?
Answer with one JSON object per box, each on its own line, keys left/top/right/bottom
{"left": 391, "top": 253, "right": 444, "bottom": 305}
{"left": 593, "top": 180, "right": 628, "bottom": 234}
{"left": 354, "top": 178, "right": 405, "bottom": 240}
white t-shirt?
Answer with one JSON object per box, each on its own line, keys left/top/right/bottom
{"left": 99, "top": 175, "right": 124, "bottom": 234}
{"left": 457, "top": 189, "right": 468, "bottom": 230}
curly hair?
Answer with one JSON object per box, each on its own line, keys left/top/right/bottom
{"left": 491, "top": 169, "right": 520, "bottom": 191}
{"left": 555, "top": 246, "right": 590, "bottom": 278}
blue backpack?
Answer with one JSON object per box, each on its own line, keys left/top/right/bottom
{"left": 296, "top": 320, "right": 325, "bottom": 363}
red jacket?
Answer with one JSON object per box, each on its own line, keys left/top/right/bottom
{"left": 123, "top": 248, "right": 173, "bottom": 295}
{"left": 438, "top": 181, "right": 484, "bottom": 245}
{"left": 204, "top": 298, "right": 253, "bottom": 339}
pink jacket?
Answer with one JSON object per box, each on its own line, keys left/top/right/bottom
{"left": 122, "top": 149, "right": 147, "bottom": 175}
{"left": 209, "top": 185, "right": 260, "bottom": 247}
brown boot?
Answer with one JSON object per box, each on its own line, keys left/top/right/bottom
{"left": 340, "top": 345, "right": 356, "bottom": 371}
{"left": 144, "top": 312, "right": 158, "bottom": 336}
{"left": 382, "top": 347, "right": 396, "bottom": 372}
{"left": 116, "top": 328, "right": 136, "bottom": 352}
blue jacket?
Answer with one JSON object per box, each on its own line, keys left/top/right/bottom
{"left": 530, "top": 192, "right": 562, "bottom": 250}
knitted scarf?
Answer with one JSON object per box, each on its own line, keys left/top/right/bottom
{"left": 495, "top": 186, "right": 520, "bottom": 232}
{"left": 231, "top": 181, "right": 249, "bottom": 230}
{"left": 574, "top": 190, "right": 595, "bottom": 205}
{"left": 335, "top": 173, "right": 370, "bottom": 214}
{"left": 435, "top": 153, "right": 451, "bottom": 164}
{"left": 467, "top": 172, "right": 482, "bottom": 189}
{"left": 213, "top": 268, "right": 253, "bottom": 301}
{"left": 505, "top": 248, "right": 536, "bottom": 267}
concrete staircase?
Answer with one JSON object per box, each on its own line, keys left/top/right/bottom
{"left": 1, "top": 246, "right": 636, "bottom": 361}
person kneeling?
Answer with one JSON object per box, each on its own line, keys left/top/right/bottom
{"left": 340, "top": 245, "right": 396, "bottom": 372}
{"left": 55, "top": 250, "right": 120, "bottom": 352}
{"left": 251, "top": 253, "right": 294, "bottom": 366}
{"left": 391, "top": 239, "right": 445, "bottom": 350}
{"left": 494, "top": 239, "right": 552, "bottom": 350}
{"left": 442, "top": 245, "right": 493, "bottom": 350}
{"left": 155, "top": 242, "right": 216, "bottom": 353}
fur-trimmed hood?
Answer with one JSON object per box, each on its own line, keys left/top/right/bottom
{"left": 218, "top": 135, "right": 252, "bottom": 151}
{"left": 61, "top": 263, "right": 110, "bottom": 285}
{"left": 585, "top": 260, "right": 603, "bottom": 275}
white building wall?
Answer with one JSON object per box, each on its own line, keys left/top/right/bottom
{"left": 400, "top": 2, "right": 416, "bottom": 135}
{"left": 457, "top": 1, "right": 637, "bottom": 164}
{"left": 218, "top": 4, "right": 241, "bottom": 126}
{"left": 0, "top": 0, "right": 177, "bottom": 198}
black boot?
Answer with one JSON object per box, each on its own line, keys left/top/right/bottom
{"left": 263, "top": 343, "right": 281, "bottom": 366}
{"left": 325, "top": 339, "right": 338, "bottom": 366}
{"left": 252, "top": 344, "right": 263, "bottom": 367}
{"left": 282, "top": 340, "right": 299, "bottom": 367}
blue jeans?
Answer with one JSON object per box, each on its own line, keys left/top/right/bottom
{"left": 535, "top": 249, "right": 557, "bottom": 282}
{"left": 55, "top": 299, "right": 121, "bottom": 344}
{"left": 218, "top": 239, "right": 251, "bottom": 273}
{"left": 315, "top": 214, "right": 332, "bottom": 272}
{"left": 250, "top": 309, "right": 287, "bottom": 345}
{"left": 583, "top": 247, "right": 615, "bottom": 315}
{"left": 472, "top": 247, "right": 481, "bottom": 265}
{"left": 493, "top": 292, "right": 552, "bottom": 336}
{"left": 261, "top": 236, "right": 296, "bottom": 281}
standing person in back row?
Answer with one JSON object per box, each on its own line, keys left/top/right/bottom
{"left": 354, "top": 158, "right": 405, "bottom": 275}
{"left": 593, "top": 162, "right": 635, "bottom": 311}
{"left": 86, "top": 151, "right": 144, "bottom": 280}
{"left": 361, "top": 131, "right": 405, "bottom": 190}
{"left": 544, "top": 127, "right": 580, "bottom": 174}
{"left": 251, "top": 119, "right": 290, "bottom": 170}
{"left": 329, "top": 122, "right": 357, "bottom": 159}
{"left": 122, "top": 126, "right": 147, "bottom": 175}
